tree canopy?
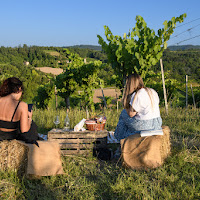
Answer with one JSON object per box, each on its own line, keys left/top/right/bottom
{"left": 55, "top": 51, "right": 103, "bottom": 110}
{"left": 97, "top": 14, "right": 187, "bottom": 89}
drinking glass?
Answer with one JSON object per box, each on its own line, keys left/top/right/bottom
{"left": 53, "top": 115, "right": 60, "bottom": 130}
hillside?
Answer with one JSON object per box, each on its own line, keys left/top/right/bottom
{"left": 64, "top": 44, "right": 200, "bottom": 51}
{"left": 0, "top": 45, "right": 199, "bottom": 107}
{"left": 152, "top": 49, "right": 200, "bottom": 82}
{"left": 64, "top": 45, "right": 102, "bottom": 51}
{"left": 168, "top": 45, "right": 200, "bottom": 51}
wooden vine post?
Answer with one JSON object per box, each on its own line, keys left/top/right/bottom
{"left": 101, "top": 87, "right": 107, "bottom": 109}
{"left": 55, "top": 85, "right": 58, "bottom": 110}
{"left": 160, "top": 59, "right": 168, "bottom": 115}
{"left": 185, "top": 75, "right": 188, "bottom": 108}
{"left": 116, "top": 93, "right": 119, "bottom": 112}
{"left": 190, "top": 84, "right": 196, "bottom": 108}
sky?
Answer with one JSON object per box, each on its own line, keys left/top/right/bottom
{"left": 0, "top": 0, "right": 200, "bottom": 47}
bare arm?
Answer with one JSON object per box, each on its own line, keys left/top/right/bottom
{"left": 19, "top": 102, "right": 32, "bottom": 133}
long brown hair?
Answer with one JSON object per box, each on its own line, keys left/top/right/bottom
{"left": 122, "top": 73, "right": 145, "bottom": 109}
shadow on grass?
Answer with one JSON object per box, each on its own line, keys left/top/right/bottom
{"left": 85, "top": 160, "right": 124, "bottom": 200}
{"left": 20, "top": 176, "right": 60, "bottom": 200}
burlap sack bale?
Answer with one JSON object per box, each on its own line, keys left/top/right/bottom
{"left": 0, "top": 140, "right": 28, "bottom": 175}
{"left": 120, "top": 126, "right": 171, "bottom": 170}
{"left": 25, "top": 141, "right": 64, "bottom": 176}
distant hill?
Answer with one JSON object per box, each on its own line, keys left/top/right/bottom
{"left": 168, "top": 45, "right": 200, "bottom": 51}
{"left": 63, "top": 45, "right": 102, "bottom": 51}
{"left": 64, "top": 44, "right": 200, "bottom": 51}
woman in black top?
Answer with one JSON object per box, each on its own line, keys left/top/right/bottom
{"left": 0, "top": 77, "right": 38, "bottom": 145}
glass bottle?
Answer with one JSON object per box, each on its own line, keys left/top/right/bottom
{"left": 64, "top": 112, "right": 70, "bottom": 131}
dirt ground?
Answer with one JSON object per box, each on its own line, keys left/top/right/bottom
{"left": 93, "top": 88, "right": 121, "bottom": 103}
{"left": 36, "top": 67, "right": 63, "bottom": 76}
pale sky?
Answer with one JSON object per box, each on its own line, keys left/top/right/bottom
{"left": 0, "top": 0, "right": 199, "bottom": 47}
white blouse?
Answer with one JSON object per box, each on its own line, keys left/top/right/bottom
{"left": 130, "top": 88, "right": 161, "bottom": 120}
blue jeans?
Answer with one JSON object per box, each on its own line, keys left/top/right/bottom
{"left": 114, "top": 109, "right": 162, "bottom": 141}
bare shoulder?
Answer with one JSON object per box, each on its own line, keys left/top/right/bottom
{"left": 18, "top": 101, "right": 28, "bottom": 110}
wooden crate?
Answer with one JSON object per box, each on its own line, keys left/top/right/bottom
{"left": 48, "top": 129, "right": 108, "bottom": 156}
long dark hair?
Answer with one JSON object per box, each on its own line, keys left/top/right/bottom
{"left": 0, "top": 77, "right": 23, "bottom": 97}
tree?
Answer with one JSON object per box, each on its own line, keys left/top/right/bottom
{"left": 77, "top": 61, "right": 103, "bottom": 111}
{"left": 33, "top": 81, "right": 55, "bottom": 109}
{"left": 97, "top": 14, "right": 187, "bottom": 89}
{"left": 55, "top": 51, "right": 84, "bottom": 109}
{"left": 55, "top": 50, "right": 103, "bottom": 110}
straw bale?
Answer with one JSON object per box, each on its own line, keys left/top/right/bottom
{"left": 160, "top": 126, "right": 171, "bottom": 162}
{"left": 0, "top": 140, "right": 28, "bottom": 175}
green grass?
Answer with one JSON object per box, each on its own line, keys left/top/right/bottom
{"left": 0, "top": 107, "right": 200, "bottom": 199}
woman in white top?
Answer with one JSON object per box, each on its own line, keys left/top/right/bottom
{"left": 114, "top": 73, "right": 162, "bottom": 141}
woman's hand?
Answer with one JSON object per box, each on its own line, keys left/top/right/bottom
{"left": 28, "top": 110, "right": 33, "bottom": 120}
{"left": 126, "top": 107, "right": 137, "bottom": 118}
{"left": 28, "top": 110, "right": 33, "bottom": 125}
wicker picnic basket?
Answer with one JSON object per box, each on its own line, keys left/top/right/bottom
{"left": 85, "top": 120, "right": 106, "bottom": 131}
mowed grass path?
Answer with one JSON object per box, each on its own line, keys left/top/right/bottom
{"left": 0, "top": 107, "right": 199, "bottom": 199}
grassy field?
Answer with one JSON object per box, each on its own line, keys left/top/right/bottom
{"left": 0, "top": 107, "right": 199, "bottom": 199}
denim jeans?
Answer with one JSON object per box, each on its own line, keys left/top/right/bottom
{"left": 114, "top": 109, "right": 162, "bottom": 141}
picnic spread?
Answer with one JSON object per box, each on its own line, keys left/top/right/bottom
{"left": 0, "top": 114, "right": 171, "bottom": 176}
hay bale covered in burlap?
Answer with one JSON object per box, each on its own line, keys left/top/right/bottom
{"left": 0, "top": 140, "right": 28, "bottom": 175}
{"left": 0, "top": 140, "right": 64, "bottom": 177}
{"left": 120, "top": 126, "right": 171, "bottom": 170}
{"left": 26, "top": 141, "right": 64, "bottom": 176}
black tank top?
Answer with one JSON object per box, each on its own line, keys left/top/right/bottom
{"left": 0, "top": 101, "right": 20, "bottom": 140}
